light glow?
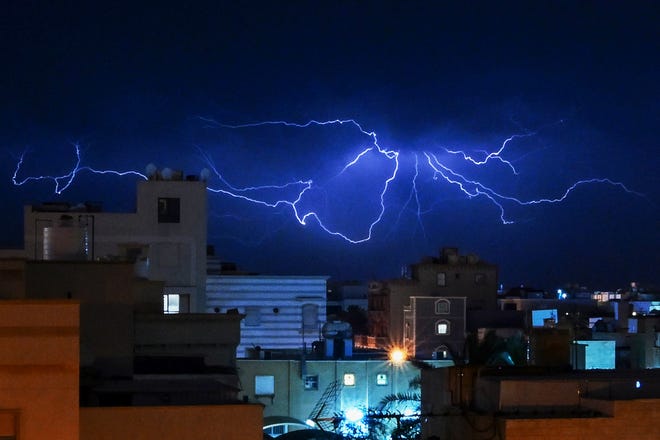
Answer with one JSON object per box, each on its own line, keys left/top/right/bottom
{"left": 389, "top": 347, "right": 407, "bottom": 365}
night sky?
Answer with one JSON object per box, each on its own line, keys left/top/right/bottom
{"left": 1, "top": 1, "right": 658, "bottom": 290}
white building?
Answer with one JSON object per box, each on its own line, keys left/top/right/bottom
{"left": 23, "top": 176, "right": 208, "bottom": 312}
{"left": 206, "top": 275, "right": 328, "bottom": 357}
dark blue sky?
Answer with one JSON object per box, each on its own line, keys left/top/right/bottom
{"left": 1, "top": 1, "right": 658, "bottom": 290}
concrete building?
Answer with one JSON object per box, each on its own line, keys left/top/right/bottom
{"left": 326, "top": 280, "right": 369, "bottom": 317}
{"left": 0, "top": 299, "right": 263, "bottom": 440}
{"left": 206, "top": 275, "right": 328, "bottom": 358}
{"left": 421, "top": 366, "right": 660, "bottom": 439}
{"left": 367, "top": 247, "right": 497, "bottom": 350}
{"left": 0, "top": 258, "right": 244, "bottom": 404}
{"left": 404, "top": 296, "right": 467, "bottom": 360}
{"left": 22, "top": 176, "right": 208, "bottom": 312}
{"left": 238, "top": 358, "right": 452, "bottom": 437}
{"left": 0, "top": 300, "right": 80, "bottom": 440}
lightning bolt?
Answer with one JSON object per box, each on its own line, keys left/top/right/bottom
{"left": 198, "top": 118, "right": 400, "bottom": 243}
{"left": 11, "top": 118, "right": 644, "bottom": 244}
{"left": 12, "top": 142, "right": 146, "bottom": 194}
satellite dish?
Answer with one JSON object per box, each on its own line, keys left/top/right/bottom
{"left": 145, "top": 163, "right": 157, "bottom": 179}
{"left": 161, "top": 167, "right": 173, "bottom": 180}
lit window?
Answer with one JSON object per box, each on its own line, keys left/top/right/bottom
{"left": 255, "top": 375, "right": 274, "bottom": 396}
{"left": 376, "top": 373, "right": 388, "bottom": 385}
{"left": 435, "top": 299, "right": 450, "bottom": 314}
{"left": 343, "top": 373, "right": 356, "bottom": 386}
{"left": 163, "top": 294, "right": 179, "bottom": 314}
{"left": 437, "top": 272, "right": 446, "bottom": 287}
{"left": 436, "top": 320, "right": 450, "bottom": 335}
{"left": 304, "top": 375, "right": 319, "bottom": 390}
{"left": 434, "top": 345, "right": 451, "bottom": 359}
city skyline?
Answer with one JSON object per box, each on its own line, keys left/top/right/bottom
{"left": 1, "top": 2, "right": 658, "bottom": 289}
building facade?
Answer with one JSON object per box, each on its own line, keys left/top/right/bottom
{"left": 404, "top": 296, "right": 467, "bottom": 360}
{"left": 206, "top": 275, "right": 328, "bottom": 358}
{"left": 23, "top": 177, "right": 208, "bottom": 312}
{"left": 367, "top": 247, "right": 497, "bottom": 350}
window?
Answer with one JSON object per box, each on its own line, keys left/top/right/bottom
{"left": 158, "top": 197, "right": 180, "bottom": 223}
{"left": 302, "top": 303, "right": 318, "bottom": 331}
{"left": 245, "top": 307, "right": 261, "bottom": 326}
{"left": 304, "top": 375, "right": 319, "bottom": 390}
{"left": 163, "top": 294, "right": 190, "bottom": 313}
{"left": 435, "top": 299, "right": 450, "bottom": 314}
{"left": 163, "top": 294, "right": 179, "bottom": 314}
{"left": 435, "top": 319, "right": 450, "bottom": 335}
{"left": 434, "top": 345, "right": 451, "bottom": 360}
{"left": 343, "top": 373, "right": 356, "bottom": 387}
{"left": 436, "top": 272, "right": 446, "bottom": 286}
{"left": 255, "top": 375, "right": 274, "bottom": 396}
{"left": 376, "top": 373, "right": 388, "bottom": 385}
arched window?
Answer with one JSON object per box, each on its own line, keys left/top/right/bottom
{"left": 435, "top": 299, "right": 450, "bottom": 314}
{"left": 433, "top": 344, "right": 452, "bottom": 359}
{"left": 435, "top": 319, "right": 450, "bottom": 335}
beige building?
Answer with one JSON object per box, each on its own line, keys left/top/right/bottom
{"left": 0, "top": 300, "right": 80, "bottom": 440}
{"left": 421, "top": 365, "right": 660, "bottom": 440}
{"left": 0, "top": 299, "right": 263, "bottom": 440}
{"left": 368, "top": 247, "right": 498, "bottom": 349}
{"left": 23, "top": 177, "right": 208, "bottom": 312}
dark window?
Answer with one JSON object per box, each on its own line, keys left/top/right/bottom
{"left": 158, "top": 197, "right": 180, "bottom": 223}
{"left": 304, "top": 375, "right": 319, "bottom": 390}
{"left": 435, "top": 299, "right": 450, "bottom": 314}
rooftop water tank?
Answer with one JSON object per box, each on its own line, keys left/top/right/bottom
{"left": 43, "top": 215, "right": 90, "bottom": 261}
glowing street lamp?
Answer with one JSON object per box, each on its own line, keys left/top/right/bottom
{"left": 389, "top": 347, "right": 407, "bottom": 365}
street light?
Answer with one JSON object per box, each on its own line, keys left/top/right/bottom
{"left": 389, "top": 347, "right": 407, "bottom": 365}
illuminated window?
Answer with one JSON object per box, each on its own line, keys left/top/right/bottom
{"left": 163, "top": 293, "right": 190, "bottom": 313}
{"left": 255, "top": 375, "right": 274, "bottom": 396}
{"left": 304, "top": 375, "right": 319, "bottom": 390}
{"left": 437, "top": 272, "right": 446, "bottom": 287}
{"left": 435, "top": 299, "right": 450, "bottom": 314}
{"left": 376, "top": 373, "right": 388, "bottom": 385}
{"left": 163, "top": 294, "right": 179, "bottom": 314}
{"left": 343, "top": 373, "right": 356, "bottom": 386}
{"left": 157, "top": 197, "right": 180, "bottom": 223}
{"left": 434, "top": 345, "right": 451, "bottom": 359}
{"left": 435, "top": 319, "right": 450, "bottom": 335}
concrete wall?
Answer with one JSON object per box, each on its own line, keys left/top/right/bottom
{"left": 134, "top": 312, "right": 243, "bottom": 367}
{"left": 80, "top": 404, "right": 263, "bottom": 440}
{"left": 24, "top": 261, "right": 163, "bottom": 376}
{"left": 237, "top": 359, "right": 449, "bottom": 423}
{"left": 502, "top": 398, "right": 660, "bottom": 440}
{"left": 0, "top": 300, "right": 79, "bottom": 439}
